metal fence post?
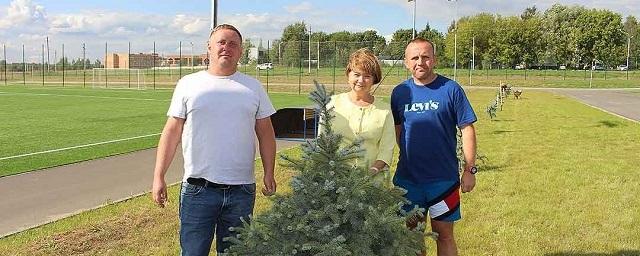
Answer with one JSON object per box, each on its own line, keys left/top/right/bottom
{"left": 298, "top": 40, "right": 302, "bottom": 95}
{"left": 105, "top": 42, "right": 108, "bottom": 88}
{"left": 333, "top": 41, "right": 336, "bottom": 91}
{"left": 42, "top": 44, "right": 45, "bottom": 86}
{"left": 153, "top": 41, "right": 156, "bottom": 90}
{"left": 82, "top": 43, "right": 86, "bottom": 88}
{"left": 22, "top": 44, "right": 25, "bottom": 86}
{"left": 62, "top": 43, "right": 65, "bottom": 87}
{"left": 3, "top": 44, "right": 6, "bottom": 86}
{"left": 128, "top": 41, "right": 131, "bottom": 88}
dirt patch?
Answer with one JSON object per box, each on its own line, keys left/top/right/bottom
{"left": 26, "top": 210, "right": 168, "bottom": 256}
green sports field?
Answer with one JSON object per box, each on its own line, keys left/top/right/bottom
{"left": 0, "top": 85, "right": 311, "bottom": 177}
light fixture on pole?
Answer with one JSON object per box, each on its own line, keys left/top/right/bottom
{"left": 448, "top": 0, "right": 458, "bottom": 82}
{"left": 408, "top": 0, "right": 417, "bottom": 39}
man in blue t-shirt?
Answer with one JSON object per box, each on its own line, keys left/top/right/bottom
{"left": 391, "top": 38, "right": 478, "bottom": 256}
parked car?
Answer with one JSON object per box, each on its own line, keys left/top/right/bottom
{"left": 515, "top": 64, "right": 525, "bottom": 70}
{"left": 256, "top": 62, "right": 273, "bottom": 70}
{"left": 559, "top": 65, "right": 566, "bottom": 70}
{"left": 617, "top": 65, "right": 628, "bottom": 71}
{"left": 591, "top": 64, "right": 605, "bottom": 70}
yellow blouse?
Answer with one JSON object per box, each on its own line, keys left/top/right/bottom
{"left": 323, "top": 93, "right": 396, "bottom": 168}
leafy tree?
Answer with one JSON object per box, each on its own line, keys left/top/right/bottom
{"left": 353, "top": 30, "right": 386, "bottom": 55}
{"left": 329, "top": 31, "right": 353, "bottom": 42}
{"left": 443, "top": 14, "right": 496, "bottom": 69}
{"left": 488, "top": 16, "right": 522, "bottom": 68}
{"left": 311, "top": 31, "right": 330, "bottom": 42}
{"left": 310, "top": 31, "right": 330, "bottom": 66}
{"left": 623, "top": 15, "right": 639, "bottom": 68}
{"left": 280, "top": 22, "right": 309, "bottom": 67}
{"left": 417, "top": 24, "right": 446, "bottom": 65}
{"left": 240, "top": 39, "right": 255, "bottom": 65}
{"left": 381, "top": 29, "right": 413, "bottom": 61}
{"left": 329, "top": 31, "right": 358, "bottom": 67}
{"left": 485, "top": 14, "right": 543, "bottom": 69}
{"left": 574, "top": 8, "right": 625, "bottom": 68}
{"left": 56, "top": 57, "right": 70, "bottom": 68}
{"left": 520, "top": 14, "right": 544, "bottom": 67}
{"left": 270, "top": 39, "right": 282, "bottom": 65}
{"left": 521, "top": 6, "right": 538, "bottom": 20}
{"left": 543, "top": 4, "right": 586, "bottom": 68}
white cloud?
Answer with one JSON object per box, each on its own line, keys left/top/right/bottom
{"left": 284, "top": 2, "right": 313, "bottom": 14}
{"left": 172, "top": 14, "right": 208, "bottom": 35}
{"left": 49, "top": 14, "right": 90, "bottom": 33}
{"left": 223, "top": 13, "right": 294, "bottom": 41}
{"left": 0, "top": 0, "right": 47, "bottom": 29}
{"left": 17, "top": 33, "right": 46, "bottom": 41}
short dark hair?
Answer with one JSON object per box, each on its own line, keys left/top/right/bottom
{"left": 209, "top": 24, "right": 243, "bottom": 42}
{"left": 406, "top": 37, "right": 435, "bottom": 56}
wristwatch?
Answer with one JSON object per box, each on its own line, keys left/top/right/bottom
{"left": 466, "top": 166, "right": 478, "bottom": 175}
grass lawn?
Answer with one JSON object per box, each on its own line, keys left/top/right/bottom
{"left": 0, "top": 85, "right": 310, "bottom": 177}
{"left": 0, "top": 88, "right": 638, "bottom": 255}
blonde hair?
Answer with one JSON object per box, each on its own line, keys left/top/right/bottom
{"left": 209, "top": 24, "right": 243, "bottom": 42}
{"left": 345, "top": 48, "right": 382, "bottom": 84}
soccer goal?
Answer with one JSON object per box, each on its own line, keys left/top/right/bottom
{"left": 91, "top": 68, "right": 147, "bottom": 89}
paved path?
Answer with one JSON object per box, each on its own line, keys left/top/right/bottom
{"left": 0, "top": 139, "right": 301, "bottom": 238}
{"left": 546, "top": 88, "right": 640, "bottom": 122}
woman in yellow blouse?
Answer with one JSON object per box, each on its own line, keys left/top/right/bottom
{"left": 327, "top": 48, "right": 395, "bottom": 173}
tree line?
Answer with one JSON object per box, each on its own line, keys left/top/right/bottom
{"left": 0, "top": 58, "right": 102, "bottom": 72}
{"left": 251, "top": 4, "right": 639, "bottom": 70}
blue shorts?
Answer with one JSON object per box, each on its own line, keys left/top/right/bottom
{"left": 393, "top": 175, "right": 461, "bottom": 222}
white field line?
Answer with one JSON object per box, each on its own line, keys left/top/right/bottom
{"left": 0, "top": 91, "right": 169, "bottom": 102}
{"left": 0, "top": 133, "right": 161, "bottom": 161}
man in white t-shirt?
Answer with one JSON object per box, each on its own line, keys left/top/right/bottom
{"left": 152, "top": 24, "right": 276, "bottom": 255}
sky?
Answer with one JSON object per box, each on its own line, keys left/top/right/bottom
{"left": 1, "top": 0, "right": 639, "bottom": 62}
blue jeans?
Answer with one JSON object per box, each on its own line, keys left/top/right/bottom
{"left": 179, "top": 182, "right": 256, "bottom": 256}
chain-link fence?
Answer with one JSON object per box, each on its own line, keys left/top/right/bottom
{"left": 1, "top": 40, "right": 639, "bottom": 95}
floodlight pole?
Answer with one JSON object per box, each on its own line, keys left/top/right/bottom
{"left": 470, "top": 36, "right": 474, "bottom": 86}
{"left": 278, "top": 41, "right": 284, "bottom": 65}
{"left": 41, "top": 44, "right": 45, "bottom": 86}
{"left": 627, "top": 35, "right": 632, "bottom": 80}
{"left": 190, "top": 42, "right": 194, "bottom": 72}
{"left": 308, "top": 25, "right": 311, "bottom": 74}
{"left": 62, "top": 43, "right": 65, "bottom": 87}
{"left": 22, "top": 44, "right": 25, "bottom": 85}
{"left": 448, "top": 0, "right": 458, "bottom": 82}
{"left": 620, "top": 30, "right": 633, "bottom": 80}
{"left": 82, "top": 43, "right": 86, "bottom": 88}
{"left": 211, "top": 0, "right": 218, "bottom": 29}
{"left": 46, "top": 36, "right": 50, "bottom": 72}
{"left": 408, "top": 0, "right": 416, "bottom": 39}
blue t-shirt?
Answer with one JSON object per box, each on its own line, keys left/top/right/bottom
{"left": 390, "top": 75, "right": 477, "bottom": 183}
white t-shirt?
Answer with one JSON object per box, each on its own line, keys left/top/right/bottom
{"left": 167, "top": 70, "right": 275, "bottom": 184}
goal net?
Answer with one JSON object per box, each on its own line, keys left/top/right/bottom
{"left": 91, "top": 68, "right": 147, "bottom": 89}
